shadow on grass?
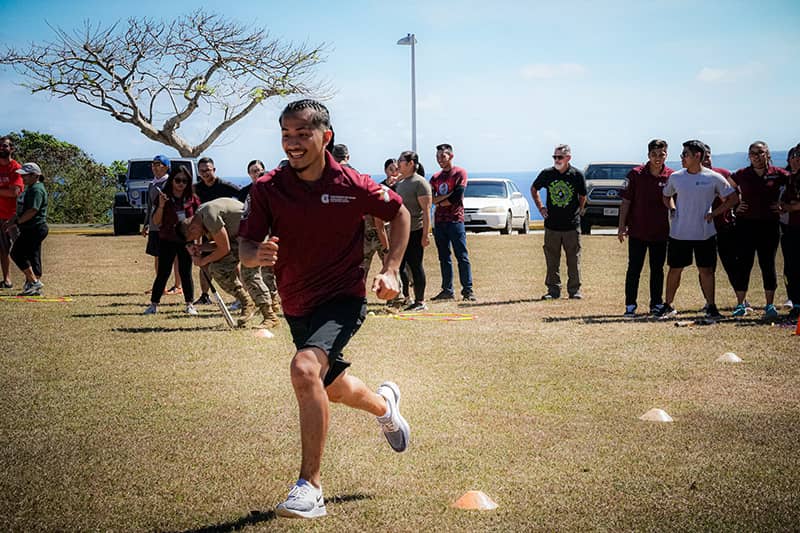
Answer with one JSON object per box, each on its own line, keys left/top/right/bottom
{"left": 112, "top": 325, "right": 224, "bottom": 333}
{"left": 540, "top": 313, "right": 781, "bottom": 326}
{"left": 177, "top": 493, "right": 372, "bottom": 533}
{"left": 458, "top": 297, "right": 541, "bottom": 307}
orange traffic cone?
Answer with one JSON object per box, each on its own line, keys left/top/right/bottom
{"left": 451, "top": 490, "right": 498, "bottom": 510}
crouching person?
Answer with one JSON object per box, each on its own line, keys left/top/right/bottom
{"left": 179, "top": 197, "right": 279, "bottom": 329}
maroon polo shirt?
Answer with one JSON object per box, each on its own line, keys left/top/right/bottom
{"left": 430, "top": 166, "right": 467, "bottom": 223}
{"left": 619, "top": 163, "right": 673, "bottom": 241}
{"left": 731, "top": 165, "right": 788, "bottom": 221}
{"left": 238, "top": 151, "right": 403, "bottom": 317}
{"left": 781, "top": 172, "right": 800, "bottom": 227}
{"left": 710, "top": 167, "right": 735, "bottom": 230}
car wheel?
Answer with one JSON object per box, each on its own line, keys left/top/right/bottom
{"left": 517, "top": 212, "right": 529, "bottom": 234}
{"left": 580, "top": 218, "right": 592, "bottom": 235}
{"left": 500, "top": 211, "right": 512, "bottom": 235}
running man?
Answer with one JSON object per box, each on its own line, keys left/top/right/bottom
{"left": 239, "top": 99, "right": 411, "bottom": 519}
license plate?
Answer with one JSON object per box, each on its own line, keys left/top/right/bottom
{"left": 603, "top": 207, "right": 619, "bottom": 216}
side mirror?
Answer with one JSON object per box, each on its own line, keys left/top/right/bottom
{"left": 511, "top": 191, "right": 523, "bottom": 199}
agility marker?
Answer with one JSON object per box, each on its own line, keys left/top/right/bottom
{"left": 716, "top": 352, "right": 742, "bottom": 363}
{"left": 393, "top": 312, "right": 475, "bottom": 322}
{"left": 451, "top": 490, "right": 498, "bottom": 510}
{"left": 639, "top": 408, "right": 673, "bottom": 422}
{"left": 253, "top": 329, "right": 275, "bottom": 339}
{"left": 0, "top": 295, "right": 73, "bottom": 303}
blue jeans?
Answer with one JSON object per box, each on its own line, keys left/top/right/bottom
{"left": 433, "top": 221, "right": 473, "bottom": 295}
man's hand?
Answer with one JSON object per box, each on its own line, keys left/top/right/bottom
{"left": 372, "top": 270, "right": 400, "bottom": 300}
{"left": 141, "top": 224, "right": 149, "bottom": 237}
{"left": 421, "top": 233, "right": 430, "bottom": 248}
{"left": 256, "top": 236, "right": 279, "bottom": 267}
{"left": 617, "top": 226, "right": 628, "bottom": 243}
{"left": 539, "top": 206, "right": 549, "bottom": 219}
{"left": 736, "top": 200, "right": 749, "bottom": 215}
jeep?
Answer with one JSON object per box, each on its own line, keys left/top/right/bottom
{"left": 113, "top": 158, "right": 198, "bottom": 235}
{"left": 580, "top": 162, "right": 639, "bottom": 235}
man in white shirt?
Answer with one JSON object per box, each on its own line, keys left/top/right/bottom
{"left": 657, "top": 140, "right": 738, "bottom": 319}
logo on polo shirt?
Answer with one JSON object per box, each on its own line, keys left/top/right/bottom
{"left": 437, "top": 183, "right": 449, "bottom": 195}
{"left": 321, "top": 193, "right": 356, "bottom": 204}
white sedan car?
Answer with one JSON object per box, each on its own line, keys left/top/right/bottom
{"left": 463, "top": 178, "right": 530, "bottom": 234}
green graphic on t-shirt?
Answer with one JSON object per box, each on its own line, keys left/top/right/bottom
{"left": 549, "top": 180, "right": 574, "bottom": 207}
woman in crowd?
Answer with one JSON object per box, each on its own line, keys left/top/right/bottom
{"left": 395, "top": 150, "right": 432, "bottom": 311}
{"left": 780, "top": 144, "right": 800, "bottom": 322}
{"left": 4, "top": 163, "right": 47, "bottom": 296}
{"left": 730, "top": 141, "right": 789, "bottom": 319}
{"left": 382, "top": 158, "right": 400, "bottom": 189}
{"left": 144, "top": 164, "right": 201, "bottom": 315}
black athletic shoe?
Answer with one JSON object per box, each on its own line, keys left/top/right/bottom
{"left": 193, "top": 293, "right": 213, "bottom": 305}
{"left": 657, "top": 304, "right": 677, "bottom": 319}
{"left": 705, "top": 304, "right": 723, "bottom": 320}
{"left": 431, "top": 290, "right": 455, "bottom": 301}
{"left": 462, "top": 291, "right": 477, "bottom": 302}
{"left": 569, "top": 292, "right": 583, "bottom": 300}
{"left": 541, "top": 293, "right": 559, "bottom": 300}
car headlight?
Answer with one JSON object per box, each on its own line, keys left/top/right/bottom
{"left": 479, "top": 206, "right": 506, "bottom": 213}
{"left": 130, "top": 190, "right": 140, "bottom": 200}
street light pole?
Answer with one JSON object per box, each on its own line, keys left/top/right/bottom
{"left": 397, "top": 33, "right": 417, "bottom": 153}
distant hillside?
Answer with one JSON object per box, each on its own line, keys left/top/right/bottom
{"left": 667, "top": 150, "right": 790, "bottom": 172}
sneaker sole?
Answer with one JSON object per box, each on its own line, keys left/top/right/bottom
{"left": 378, "top": 381, "right": 410, "bottom": 453}
{"left": 275, "top": 503, "right": 327, "bottom": 519}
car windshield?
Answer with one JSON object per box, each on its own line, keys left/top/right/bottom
{"left": 465, "top": 182, "right": 507, "bottom": 198}
{"left": 585, "top": 165, "right": 636, "bottom": 180}
{"left": 129, "top": 161, "right": 156, "bottom": 181}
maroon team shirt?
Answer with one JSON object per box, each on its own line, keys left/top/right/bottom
{"left": 781, "top": 172, "right": 800, "bottom": 227}
{"left": 619, "top": 163, "right": 673, "bottom": 241}
{"left": 238, "top": 151, "right": 403, "bottom": 317}
{"left": 731, "top": 165, "right": 788, "bottom": 221}
{"left": 430, "top": 166, "right": 467, "bottom": 223}
{"left": 710, "top": 167, "right": 735, "bottom": 230}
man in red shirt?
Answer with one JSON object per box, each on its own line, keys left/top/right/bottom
{"left": 617, "top": 139, "right": 673, "bottom": 317}
{"left": 239, "top": 99, "right": 411, "bottom": 520}
{"left": 0, "top": 136, "right": 23, "bottom": 288}
{"left": 430, "top": 143, "right": 475, "bottom": 301}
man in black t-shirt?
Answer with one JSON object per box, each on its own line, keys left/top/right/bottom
{"left": 531, "top": 144, "right": 587, "bottom": 299}
{"left": 193, "top": 156, "right": 241, "bottom": 305}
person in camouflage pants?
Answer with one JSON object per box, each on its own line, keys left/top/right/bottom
{"left": 179, "top": 198, "right": 280, "bottom": 329}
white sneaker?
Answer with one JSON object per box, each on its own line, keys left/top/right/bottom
{"left": 275, "top": 479, "right": 326, "bottom": 519}
{"left": 186, "top": 304, "right": 198, "bottom": 316}
{"left": 21, "top": 279, "right": 43, "bottom": 296}
{"left": 143, "top": 303, "right": 157, "bottom": 315}
{"left": 376, "top": 381, "right": 410, "bottom": 453}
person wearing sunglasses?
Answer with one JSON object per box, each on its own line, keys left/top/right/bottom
{"left": 143, "top": 165, "right": 201, "bottom": 315}
{"left": 657, "top": 140, "right": 738, "bottom": 319}
{"left": 729, "top": 141, "right": 789, "bottom": 319}
{"left": 531, "top": 144, "right": 587, "bottom": 300}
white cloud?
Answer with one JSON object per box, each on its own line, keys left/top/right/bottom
{"left": 696, "top": 63, "right": 766, "bottom": 83}
{"left": 519, "top": 63, "right": 588, "bottom": 80}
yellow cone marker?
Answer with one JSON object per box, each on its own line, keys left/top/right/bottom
{"left": 639, "top": 408, "right": 673, "bottom": 422}
{"left": 451, "top": 490, "right": 498, "bottom": 510}
{"left": 716, "top": 352, "right": 742, "bottom": 363}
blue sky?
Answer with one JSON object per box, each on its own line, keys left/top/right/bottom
{"left": 1, "top": 0, "right": 798, "bottom": 175}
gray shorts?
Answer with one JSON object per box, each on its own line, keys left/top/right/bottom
{"left": 285, "top": 295, "right": 367, "bottom": 387}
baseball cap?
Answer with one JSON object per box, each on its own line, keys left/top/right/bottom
{"left": 16, "top": 162, "right": 42, "bottom": 175}
{"left": 153, "top": 154, "right": 171, "bottom": 167}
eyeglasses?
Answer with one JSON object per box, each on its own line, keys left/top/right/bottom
{"left": 199, "top": 167, "right": 215, "bottom": 173}
{"left": 173, "top": 178, "right": 189, "bottom": 184}
{"left": 680, "top": 151, "right": 694, "bottom": 158}
{"left": 552, "top": 155, "right": 566, "bottom": 160}
{"left": 151, "top": 162, "right": 165, "bottom": 167}
{"left": 748, "top": 151, "right": 767, "bottom": 156}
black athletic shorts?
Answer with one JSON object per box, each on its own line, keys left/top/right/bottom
{"left": 146, "top": 230, "right": 161, "bottom": 257}
{"left": 285, "top": 295, "right": 367, "bottom": 387}
{"left": 667, "top": 236, "right": 717, "bottom": 269}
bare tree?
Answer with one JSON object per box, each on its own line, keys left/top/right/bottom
{"left": 0, "top": 11, "right": 328, "bottom": 156}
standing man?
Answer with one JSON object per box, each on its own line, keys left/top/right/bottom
{"left": 0, "top": 136, "right": 22, "bottom": 288}
{"left": 617, "top": 139, "right": 673, "bottom": 317}
{"left": 239, "top": 99, "right": 411, "bottom": 519}
{"left": 531, "top": 144, "right": 587, "bottom": 300}
{"left": 193, "top": 156, "right": 240, "bottom": 305}
{"left": 657, "top": 140, "right": 738, "bottom": 319}
{"left": 179, "top": 198, "right": 279, "bottom": 329}
{"left": 430, "top": 143, "right": 475, "bottom": 301}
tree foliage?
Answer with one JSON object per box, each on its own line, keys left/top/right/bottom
{"left": 0, "top": 11, "right": 328, "bottom": 156}
{"left": 9, "top": 130, "right": 117, "bottom": 224}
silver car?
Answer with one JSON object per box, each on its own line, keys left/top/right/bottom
{"left": 463, "top": 178, "right": 531, "bottom": 234}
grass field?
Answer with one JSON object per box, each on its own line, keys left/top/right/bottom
{"left": 1, "top": 231, "right": 798, "bottom": 532}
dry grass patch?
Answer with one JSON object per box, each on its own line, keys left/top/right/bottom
{"left": 0, "top": 231, "right": 797, "bottom": 531}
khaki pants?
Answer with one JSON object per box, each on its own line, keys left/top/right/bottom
{"left": 543, "top": 228, "right": 581, "bottom": 297}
